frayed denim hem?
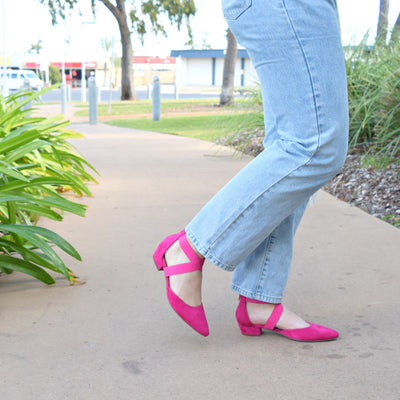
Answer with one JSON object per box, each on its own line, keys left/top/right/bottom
{"left": 230, "top": 284, "right": 283, "bottom": 304}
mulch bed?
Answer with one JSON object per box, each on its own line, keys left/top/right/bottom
{"left": 217, "top": 132, "right": 400, "bottom": 228}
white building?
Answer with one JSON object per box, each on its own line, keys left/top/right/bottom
{"left": 170, "top": 49, "right": 258, "bottom": 87}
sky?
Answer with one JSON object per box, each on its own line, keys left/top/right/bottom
{"left": 1, "top": 0, "right": 400, "bottom": 63}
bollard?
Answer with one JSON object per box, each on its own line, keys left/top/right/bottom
{"left": 175, "top": 55, "right": 181, "bottom": 100}
{"left": 152, "top": 76, "right": 161, "bottom": 122}
{"left": 147, "top": 83, "right": 151, "bottom": 100}
{"left": 88, "top": 75, "right": 98, "bottom": 125}
{"left": 174, "top": 83, "right": 179, "bottom": 100}
{"left": 21, "top": 80, "right": 32, "bottom": 115}
{"left": 66, "top": 84, "right": 72, "bottom": 102}
{"left": 81, "top": 77, "right": 86, "bottom": 102}
{"left": 61, "top": 83, "right": 67, "bottom": 114}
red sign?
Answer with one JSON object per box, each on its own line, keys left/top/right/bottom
{"left": 133, "top": 56, "right": 176, "bottom": 64}
{"left": 50, "top": 61, "right": 98, "bottom": 68}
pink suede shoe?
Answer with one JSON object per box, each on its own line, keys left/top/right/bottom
{"left": 153, "top": 230, "right": 209, "bottom": 337}
{"left": 236, "top": 295, "right": 338, "bottom": 342}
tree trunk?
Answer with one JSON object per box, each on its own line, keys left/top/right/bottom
{"left": 101, "top": 0, "right": 136, "bottom": 100}
{"left": 118, "top": 18, "right": 136, "bottom": 100}
{"left": 219, "top": 29, "right": 238, "bottom": 106}
{"left": 389, "top": 11, "right": 400, "bottom": 45}
{"left": 376, "top": 0, "right": 390, "bottom": 44}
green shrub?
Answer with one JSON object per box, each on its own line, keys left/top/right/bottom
{"left": 345, "top": 36, "right": 400, "bottom": 159}
{"left": 0, "top": 88, "right": 97, "bottom": 284}
{"left": 221, "top": 37, "right": 400, "bottom": 163}
{"left": 49, "top": 64, "right": 62, "bottom": 85}
{"left": 216, "top": 86, "right": 265, "bottom": 155}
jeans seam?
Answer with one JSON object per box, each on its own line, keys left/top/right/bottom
{"left": 280, "top": 0, "right": 322, "bottom": 155}
{"left": 255, "top": 234, "right": 274, "bottom": 295}
{"left": 206, "top": 1, "right": 325, "bottom": 251}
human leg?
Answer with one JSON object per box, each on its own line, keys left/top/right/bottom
{"left": 155, "top": 0, "right": 348, "bottom": 337}
{"left": 231, "top": 200, "right": 308, "bottom": 304}
{"left": 186, "top": 0, "right": 348, "bottom": 271}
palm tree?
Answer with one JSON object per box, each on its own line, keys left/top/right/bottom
{"left": 28, "top": 40, "right": 43, "bottom": 55}
{"left": 99, "top": 37, "right": 113, "bottom": 86}
{"left": 220, "top": 29, "right": 238, "bottom": 106}
{"left": 376, "top": 0, "right": 390, "bottom": 44}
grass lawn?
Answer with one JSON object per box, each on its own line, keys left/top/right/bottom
{"left": 74, "top": 98, "right": 251, "bottom": 117}
{"left": 74, "top": 98, "right": 216, "bottom": 116}
{"left": 105, "top": 112, "right": 259, "bottom": 141}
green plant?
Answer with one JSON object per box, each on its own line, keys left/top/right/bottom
{"left": 49, "top": 64, "right": 62, "bottom": 85}
{"left": 346, "top": 36, "right": 400, "bottom": 161}
{"left": 218, "top": 37, "right": 400, "bottom": 162}
{"left": 0, "top": 88, "right": 97, "bottom": 284}
{"left": 213, "top": 85, "right": 265, "bottom": 155}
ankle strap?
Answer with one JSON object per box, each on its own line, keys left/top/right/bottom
{"left": 264, "top": 303, "right": 284, "bottom": 330}
{"left": 164, "top": 232, "right": 204, "bottom": 277}
{"left": 241, "top": 295, "right": 283, "bottom": 330}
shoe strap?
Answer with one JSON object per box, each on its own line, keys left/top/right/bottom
{"left": 164, "top": 233, "right": 204, "bottom": 277}
{"left": 264, "top": 303, "right": 284, "bottom": 330}
{"left": 242, "top": 296, "right": 284, "bottom": 330}
{"left": 164, "top": 261, "right": 203, "bottom": 277}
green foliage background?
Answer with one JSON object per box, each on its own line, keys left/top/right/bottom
{"left": 0, "top": 88, "right": 97, "bottom": 284}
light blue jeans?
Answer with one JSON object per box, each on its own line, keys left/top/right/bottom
{"left": 186, "top": 0, "right": 349, "bottom": 303}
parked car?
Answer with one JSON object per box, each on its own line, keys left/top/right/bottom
{"left": 0, "top": 69, "right": 44, "bottom": 91}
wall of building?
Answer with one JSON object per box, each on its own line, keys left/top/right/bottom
{"left": 177, "top": 56, "right": 258, "bottom": 87}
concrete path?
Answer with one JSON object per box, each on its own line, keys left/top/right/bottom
{"left": 1, "top": 120, "right": 400, "bottom": 400}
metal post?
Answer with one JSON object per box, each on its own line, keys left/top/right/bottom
{"left": 81, "top": 60, "right": 86, "bottom": 101}
{"left": 21, "top": 79, "right": 32, "bottom": 116}
{"left": 152, "top": 75, "right": 161, "bottom": 121}
{"left": 61, "top": 84, "right": 67, "bottom": 114}
{"left": 88, "top": 75, "right": 98, "bottom": 125}
{"left": 2, "top": 0, "right": 8, "bottom": 96}
{"left": 147, "top": 83, "right": 151, "bottom": 100}
{"left": 61, "top": 55, "right": 67, "bottom": 114}
{"left": 174, "top": 56, "right": 181, "bottom": 100}
{"left": 66, "top": 84, "right": 71, "bottom": 102}
{"left": 107, "top": 36, "right": 115, "bottom": 114}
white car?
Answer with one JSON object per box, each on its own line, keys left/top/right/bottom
{"left": 0, "top": 69, "right": 44, "bottom": 91}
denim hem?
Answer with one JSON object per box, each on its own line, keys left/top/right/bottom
{"left": 230, "top": 284, "right": 282, "bottom": 304}
{"left": 185, "top": 227, "right": 236, "bottom": 272}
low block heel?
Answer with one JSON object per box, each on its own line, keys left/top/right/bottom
{"left": 153, "top": 232, "right": 182, "bottom": 271}
{"left": 239, "top": 325, "right": 262, "bottom": 336}
{"left": 153, "top": 248, "right": 165, "bottom": 271}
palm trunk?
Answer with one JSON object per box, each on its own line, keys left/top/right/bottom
{"left": 389, "top": 11, "right": 400, "bottom": 45}
{"left": 220, "top": 29, "right": 238, "bottom": 106}
{"left": 376, "top": 0, "right": 390, "bottom": 45}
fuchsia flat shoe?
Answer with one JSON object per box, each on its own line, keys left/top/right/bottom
{"left": 153, "top": 230, "right": 209, "bottom": 337}
{"left": 236, "top": 295, "right": 338, "bottom": 342}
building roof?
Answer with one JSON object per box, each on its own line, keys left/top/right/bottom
{"left": 170, "top": 49, "right": 249, "bottom": 59}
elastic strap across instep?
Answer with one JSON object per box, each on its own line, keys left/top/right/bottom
{"left": 264, "top": 303, "right": 284, "bottom": 330}
{"left": 163, "top": 233, "right": 204, "bottom": 277}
